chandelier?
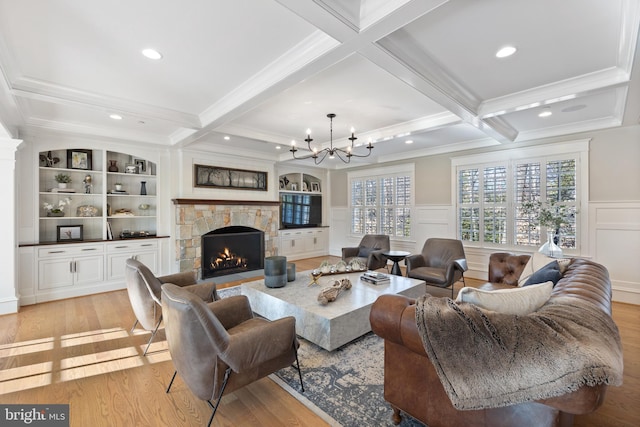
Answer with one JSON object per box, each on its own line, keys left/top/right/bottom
{"left": 290, "top": 113, "right": 373, "bottom": 165}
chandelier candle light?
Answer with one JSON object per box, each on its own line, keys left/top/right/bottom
{"left": 290, "top": 113, "right": 373, "bottom": 165}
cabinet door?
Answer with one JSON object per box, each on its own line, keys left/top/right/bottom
{"left": 135, "top": 251, "right": 158, "bottom": 273}
{"left": 74, "top": 256, "right": 104, "bottom": 286}
{"left": 106, "top": 240, "right": 159, "bottom": 280}
{"left": 38, "top": 258, "right": 74, "bottom": 290}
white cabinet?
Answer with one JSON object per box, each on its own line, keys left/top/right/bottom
{"left": 106, "top": 240, "right": 159, "bottom": 280}
{"left": 279, "top": 228, "right": 328, "bottom": 260}
{"left": 20, "top": 238, "right": 165, "bottom": 304}
{"left": 37, "top": 244, "right": 105, "bottom": 290}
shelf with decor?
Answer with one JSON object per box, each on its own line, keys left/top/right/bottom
{"left": 36, "top": 149, "right": 157, "bottom": 243}
{"left": 279, "top": 172, "right": 322, "bottom": 193}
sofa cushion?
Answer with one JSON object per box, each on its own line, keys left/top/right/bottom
{"left": 523, "top": 261, "right": 562, "bottom": 286}
{"left": 518, "top": 252, "right": 556, "bottom": 286}
{"left": 455, "top": 281, "right": 553, "bottom": 315}
{"left": 358, "top": 246, "right": 381, "bottom": 257}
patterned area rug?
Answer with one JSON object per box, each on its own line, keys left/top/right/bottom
{"left": 218, "top": 286, "right": 424, "bottom": 427}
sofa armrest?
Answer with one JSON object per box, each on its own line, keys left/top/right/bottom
{"left": 208, "top": 295, "right": 254, "bottom": 330}
{"left": 488, "top": 252, "right": 530, "bottom": 286}
{"left": 370, "top": 294, "right": 428, "bottom": 356}
{"left": 405, "top": 254, "right": 426, "bottom": 272}
{"left": 342, "top": 246, "right": 359, "bottom": 259}
{"left": 159, "top": 271, "right": 197, "bottom": 287}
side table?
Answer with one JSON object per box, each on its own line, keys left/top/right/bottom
{"left": 382, "top": 251, "right": 411, "bottom": 276}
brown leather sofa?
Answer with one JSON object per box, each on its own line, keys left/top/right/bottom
{"left": 370, "top": 255, "right": 619, "bottom": 427}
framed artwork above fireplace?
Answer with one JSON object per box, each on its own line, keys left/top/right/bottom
{"left": 194, "top": 164, "right": 267, "bottom": 191}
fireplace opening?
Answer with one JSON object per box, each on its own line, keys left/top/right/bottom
{"left": 201, "top": 226, "right": 265, "bottom": 279}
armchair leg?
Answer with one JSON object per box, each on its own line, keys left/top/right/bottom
{"left": 143, "top": 315, "right": 162, "bottom": 356}
{"left": 166, "top": 370, "right": 177, "bottom": 393}
{"left": 130, "top": 319, "right": 138, "bottom": 333}
{"left": 294, "top": 348, "right": 304, "bottom": 392}
{"left": 206, "top": 367, "right": 232, "bottom": 426}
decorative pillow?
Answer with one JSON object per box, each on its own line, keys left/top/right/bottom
{"left": 455, "top": 281, "right": 553, "bottom": 315}
{"left": 358, "top": 246, "right": 380, "bottom": 257}
{"left": 523, "top": 261, "right": 562, "bottom": 286}
{"left": 557, "top": 258, "right": 571, "bottom": 274}
{"left": 518, "top": 252, "right": 556, "bottom": 286}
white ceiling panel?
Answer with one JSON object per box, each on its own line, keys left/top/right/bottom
{"left": 0, "top": 0, "right": 638, "bottom": 168}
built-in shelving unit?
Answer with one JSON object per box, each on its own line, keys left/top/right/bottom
{"left": 37, "top": 149, "right": 157, "bottom": 243}
{"left": 277, "top": 169, "right": 328, "bottom": 260}
{"left": 22, "top": 148, "right": 164, "bottom": 305}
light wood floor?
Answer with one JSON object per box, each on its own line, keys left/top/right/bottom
{"left": 0, "top": 256, "right": 638, "bottom": 427}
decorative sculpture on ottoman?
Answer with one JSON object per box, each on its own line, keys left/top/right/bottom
{"left": 317, "top": 278, "right": 352, "bottom": 305}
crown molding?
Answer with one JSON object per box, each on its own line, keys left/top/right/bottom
{"left": 24, "top": 117, "right": 171, "bottom": 145}
{"left": 11, "top": 77, "right": 201, "bottom": 129}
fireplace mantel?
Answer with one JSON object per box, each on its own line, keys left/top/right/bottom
{"left": 172, "top": 198, "right": 279, "bottom": 206}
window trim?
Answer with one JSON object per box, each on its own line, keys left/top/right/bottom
{"left": 348, "top": 163, "right": 415, "bottom": 239}
{"left": 451, "top": 139, "right": 589, "bottom": 254}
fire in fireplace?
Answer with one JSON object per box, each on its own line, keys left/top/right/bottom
{"left": 201, "top": 226, "right": 265, "bottom": 279}
{"left": 212, "top": 247, "right": 248, "bottom": 271}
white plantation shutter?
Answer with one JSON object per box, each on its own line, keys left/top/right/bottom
{"left": 350, "top": 167, "right": 413, "bottom": 238}
{"left": 457, "top": 153, "right": 579, "bottom": 250}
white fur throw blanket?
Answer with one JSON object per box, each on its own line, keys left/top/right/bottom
{"left": 415, "top": 294, "right": 623, "bottom": 410}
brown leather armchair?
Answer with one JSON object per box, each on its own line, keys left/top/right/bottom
{"left": 342, "top": 234, "right": 390, "bottom": 270}
{"left": 405, "top": 238, "right": 467, "bottom": 298}
{"left": 162, "top": 283, "right": 303, "bottom": 426}
{"left": 124, "top": 258, "right": 218, "bottom": 355}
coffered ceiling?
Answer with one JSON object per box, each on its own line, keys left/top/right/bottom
{"left": 0, "top": 0, "right": 639, "bottom": 168}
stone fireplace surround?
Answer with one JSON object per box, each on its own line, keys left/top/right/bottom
{"left": 172, "top": 199, "right": 280, "bottom": 279}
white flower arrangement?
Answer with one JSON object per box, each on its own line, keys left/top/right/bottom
{"left": 43, "top": 197, "right": 72, "bottom": 213}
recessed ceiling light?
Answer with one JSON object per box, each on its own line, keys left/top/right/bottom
{"left": 275, "top": 145, "right": 281, "bottom": 150}
{"left": 142, "top": 48, "right": 163, "bottom": 60}
{"left": 496, "top": 46, "right": 517, "bottom": 58}
{"left": 109, "top": 114, "right": 122, "bottom": 120}
{"left": 405, "top": 140, "right": 414, "bottom": 144}
{"left": 223, "top": 136, "right": 230, "bottom": 140}
{"left": 538, "top": 108, "right": 553, "bottom": 118}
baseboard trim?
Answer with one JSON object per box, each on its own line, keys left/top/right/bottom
{"left": 0, "top": 296, "right": 19, "bottom": 315}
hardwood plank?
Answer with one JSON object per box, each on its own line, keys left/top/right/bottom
{"left": 0, "top": 256, "right": 638, "bottom": 427}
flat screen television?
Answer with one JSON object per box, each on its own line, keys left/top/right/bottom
{"left": 280, "top": 193, "right": 322, "bottom": 228}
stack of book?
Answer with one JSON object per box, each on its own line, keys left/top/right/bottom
{"left": 50, "top": 188, "right": 76, "bottom": 193}
{"left": 360, "top": 271, "right": 391, "bottom": 285}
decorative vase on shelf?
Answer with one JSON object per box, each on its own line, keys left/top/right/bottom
{"left": 108, "top": 160, "right": 119, "bottom": 172}
{"left": 538, "top": 230, "right": 563, "bottom": 258}
{"left": 57, "top": 183, "right": 67, "bottom": 189}
{"left": 47, "top": 210, "right": 64, "bottom": 217}
{"left": 140, "top": 181, "right": 147, "bottom": 195}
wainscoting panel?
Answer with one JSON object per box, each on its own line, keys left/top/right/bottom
{"left": 590, "top": 202, "right": 640, "bottom": 305}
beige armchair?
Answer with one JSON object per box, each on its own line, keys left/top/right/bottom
{"left": 405, "top": 238, "right": 467, "bottom": 298}
{"left": 342, "top": 234, "right": 390, "bottom": 271}
{"left": 124, "top": 258, "right": 218, "bottom": 355}
{"left": 162, "top": 283, "right": 303, "bottom": 426}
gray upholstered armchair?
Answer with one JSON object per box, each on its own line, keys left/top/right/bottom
{"left": 342, "top": 234, "right": 390, "bottom": 271}
{"left": 405, "top": 238, "right": 467, "bottom": 298}
{"left": 124, "top": 258, "right": 218, "bottom": 355}
{"left": 162, "top": 283, "right": 303, "bottom": 426}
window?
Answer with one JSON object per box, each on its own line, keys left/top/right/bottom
{"left": 349, "top": 165, "right": 413, "bottom": 238}
{"left": 453, "top": 140, "right": 587, "bottom": 252}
